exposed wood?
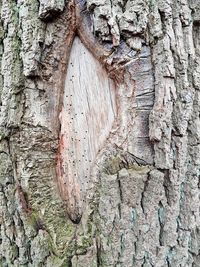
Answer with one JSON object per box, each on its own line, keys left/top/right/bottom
{"left": 57, "top": 36, "right": 117, "bottom": 223}
{"left": 0, "top": 0, "right": 200, "bottom": 266}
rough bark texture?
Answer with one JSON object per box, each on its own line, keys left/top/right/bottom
{"left": 0, "top": 0, "right": 200, "bottom": 266}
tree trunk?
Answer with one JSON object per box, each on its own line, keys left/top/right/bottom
{"left": 0, "top": 0, "right": 200, "bottom": 266}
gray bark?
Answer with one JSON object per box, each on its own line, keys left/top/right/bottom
{"left": 0, "top": 0, "right": 200, "bottom": 266}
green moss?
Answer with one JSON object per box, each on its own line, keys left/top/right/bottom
{"left": 129, "top": 164, "right": 150, "bottom": 173}
{"left": 75, "top": 236, "right": 92, "bottom": 255}
{"left": 60, "top": 260, "right": 72, "bottom": 267}
{"left": 102, "top": 151, "right": 150, "bottom": 175}
{"left": 27, "top": 211, "right": 40, "bottom": 227}
{"left": 103, "top": 154, "right": 124, "bottom": 174}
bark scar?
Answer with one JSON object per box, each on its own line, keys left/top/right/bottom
{"left": 74, "top": 0, "right": 126, "bottom": 85}
{"left": 56, "top": 0, "right": 134, "bottom": 224}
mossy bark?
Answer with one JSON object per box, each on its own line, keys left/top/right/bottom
{"left": 0, "top": 0, "right": 200, "bottom": 266}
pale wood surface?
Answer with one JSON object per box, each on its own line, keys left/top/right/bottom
{"left": 58, "top": 37, "right": 117, "bottom": 221}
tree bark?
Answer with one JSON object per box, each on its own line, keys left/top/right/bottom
{"left": 0, "top": 0, "right": 200, "bottom": 266}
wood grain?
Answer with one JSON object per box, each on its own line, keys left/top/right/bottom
{"left": 57, "top": 37, "right": 117, "bottom": 223}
